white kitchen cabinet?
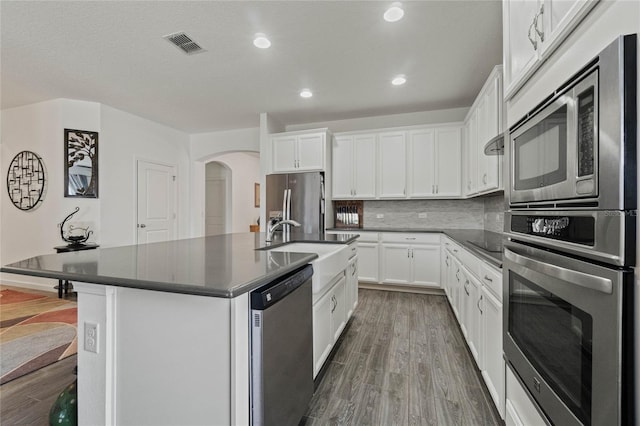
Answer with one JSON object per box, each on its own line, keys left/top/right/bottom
{"left": 407, "top": 127, "right": 462, "bottom": 198}
{"left": 332, "top": 134, "right": 377, "bottom": 199}
{"left": 464, "top": 66, "right": 503, "bottom": 195}
{"left": 450, "top": 257, "right": 463, "bottom": 321}
{"left": 271, "top": 130, "right": 327, "bottom": 173}
{"left": 312, "top": 272, "right": 347, "bottom": 378}
{"left": 380, "top": 244, "right": 412, "bottom": 284}
{"left": 411, "top": 245, "right": 441, "bottom": 287}
{"left": 356, "top": 242, "right": 379, "bottom": 283}
{"left": 465, "top": 111, "right": 479, "bottom": 195}
{"left": 312, "top": 285, "right": 333, "bottom": 377}
{"left": 345, "top": 254, "right": 358, "bottom": 319}
{"left": 435, "top": 127, "right": 462, "bottom": 196}
{"left": 482, "top": 285, "right": 505, "bottom": 418}
{"left": 378, "top": 131, "right": 407, "bottom": 198}
{"left": 407, "top": 128, "right": 435, "bottom": 197}
{"left": 380, "top": 233, "right": 441, "bottom": 288}
{"left": 503, "top": 0, "right": 599, "bottom": 99}
{"left": 441, "top": 248, "right": 453, "bottom": 300}
{"left": 462, "top": 271, "right": 481, "bottom": 365}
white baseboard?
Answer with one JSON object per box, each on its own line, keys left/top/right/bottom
{"left": 358, "top": 282, "right": 445, "bottom": 295}
{"left": 0, "top": 272, "right": 57, "bottom": 294}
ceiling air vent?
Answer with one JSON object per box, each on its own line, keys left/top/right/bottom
{"left": 163, "top": 32, "right": 205, "bottom": 55}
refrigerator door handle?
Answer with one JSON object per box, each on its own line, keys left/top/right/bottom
{"left": 282, "top": 189, "right": 288, "bottom": 221}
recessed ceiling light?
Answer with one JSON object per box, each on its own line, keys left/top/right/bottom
{"left": 253, "top": 33, "right": 271, "bottom": 49}
{"left": 300, "top": 89, "right": 313, "bottom": 98}
{"left": 384, "top": 2, "right": 404, "bottom": 22}
{"left": 391, "top": 75, "right": 407, "bottom": 86}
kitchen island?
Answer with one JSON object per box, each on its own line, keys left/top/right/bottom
{"left": 1, "top": 232, "right": 358, "bottom": 426}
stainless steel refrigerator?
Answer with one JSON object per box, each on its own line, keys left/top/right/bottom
{"left": 265, "top": 172, "right": 325, "bottom": 234}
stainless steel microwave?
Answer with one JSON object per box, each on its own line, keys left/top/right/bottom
{"left": 507, "top": 34, "right": 636, "bottom": 210}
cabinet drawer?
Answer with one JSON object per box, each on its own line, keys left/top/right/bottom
{"left": 381, "top": 232, "right": 440, "bottom": 244}
{"left": 459, "top": 248, "right": 482, "bottom": 280}
{"left": 506, "top": 367, "right": 549, "bottom": 426}
{"left": 481, "top": 263, "right": 502, "bottom": 301}
{"left": 356, "top": 231, "right": 379, "bottom": 243}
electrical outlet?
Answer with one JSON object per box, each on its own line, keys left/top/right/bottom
{"left": 418, "top": 213, "right": 428, "bottom": 219}
{"left": 84, "top": 322, "right": 98, "bottom": 353}
{"left": 376, "top": 214, "right": 384, "bottom": 219}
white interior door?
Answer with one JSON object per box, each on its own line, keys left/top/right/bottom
{"left": 137, "top": 160, "right": 177, "bottom": 244}
{"left": 205, "top": 178, "right": 226, "bottom": 236}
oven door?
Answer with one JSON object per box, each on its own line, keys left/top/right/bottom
{"left": 509, "top": 69, "right": 598, "bottom": 206}
{"left": 503, "top": 241, "right": 626, "bottom": 426}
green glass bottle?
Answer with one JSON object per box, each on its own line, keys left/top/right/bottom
{"left": 49, "top": 380, "right": 77, "bottom": 426}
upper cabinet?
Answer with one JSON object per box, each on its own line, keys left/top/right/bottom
{"left": 271, "top": 129, "right": 329, "bottom": 173}
{"left": 465, "top": 66, "right": 503, "bottom": 196}
{"left": 332, "top": 124, "right": 462, "bottom": 201}
{"left": 503, "top": 0, "right": 599, "bottom": 99}
{"left": 332, "top": 134, "right": 376, "bottom": 199}
{"left": 378, "top": 132, "right": 408, "bottom": 198}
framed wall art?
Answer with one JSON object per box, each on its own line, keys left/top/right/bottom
{"left": 64, "top": 129, "right": 98, "bottom": 198}
{"left": 254, "top": 183, "right": 260, "bottom": 207}
{"left": 6, "top": 150, "right": 47, "bottom": 211}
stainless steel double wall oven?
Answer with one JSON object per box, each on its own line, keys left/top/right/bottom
{"left": 504, "top": 35, "right": 637, "bottom": 426}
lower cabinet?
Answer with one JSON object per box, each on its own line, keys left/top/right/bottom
{"left": 461, "top": 270, "right": 481, "bottom": 364}
{"left": 481, "top": 285, "right": 505, "bottom": 418}
{"left": 380, "top": 243, "right": 440, "bottom": 287}
{"left": 345, "top": 255, "right": 359, "bottom": 319}
{"left": 506, "top": 366, "right": 548, "bottom": 426}
{"left": 312, "top": 273, "right": 347, "bottom": 378}
{"left": 357, "top": 242, "right": 379, "bottom": 283}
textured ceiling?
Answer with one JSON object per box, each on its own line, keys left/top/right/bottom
{"left": 1, "top": 1, "right": 502, "bottom": 133}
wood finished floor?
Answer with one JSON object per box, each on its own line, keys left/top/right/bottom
{"left": 303, "top": 289, "right": 501, "bottom": 426}
{"left": 0, "top": 288, "right": 500, "bottom": 425}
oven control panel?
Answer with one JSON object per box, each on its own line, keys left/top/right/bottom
{"left": 511, "top": 215, "right": 595, "bottom": 246}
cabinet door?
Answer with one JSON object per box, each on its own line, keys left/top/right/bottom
{"left": 357, "top": 243, "right": 379, "bottom": 283}
{"left": 464, "top": 274, "right": 481, "bottom": 366}
{"left": 411, "top": 245, "right": 440, "bottom": 287}
{"left": 407, "top": 129, "right": 435, "bottom": 197}
{"left": 467, "top": 111, "right": 479, "bottom": 195}
{"left": 503, "top": 0, "right": 541, "bottom": 98}
{"left": 346, "top": 257, "right": 358, "bottom": 319}
{"left": 540, "top": 0, "right": 599, "bottom": 60}
{"left": 476, "top": 95, "right": 491, "bottom": 192}
{"left": 331, "top": 276, "right": 347, "bottom": 342}
{"left": 353, "top": 134, "right": 377, "bottom": 198}
{"left": 380, "top": 244, "right": 411, "bottom": 284}
{"left": 272, "top": 135, "right": 298, "bottom": 172}
{"left": 332, "top": 136, "right": 354, "bottom": 199}
{"left": 435, "top": 127, "right": 462, "bottom": 197}
{"left": 481, "top": 286, "right": 505, "bottom": 418}
{"left": 312, "top": 289, "right": 333, "bottom": 378}
{"left": 297, "top": 133, "right": 325, "bottom": 171}
{"left": 480, "top": 78, "right": 501, "bottom": 191}
{"left": 451, "top": 258, "right": 463, "bottom": 320}
{"left": 378, "top": 132, "right": 407, "bottom": 198}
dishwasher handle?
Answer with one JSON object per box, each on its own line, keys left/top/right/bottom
{"left": 251, "top": 265, "right": 313, "bottom": 310}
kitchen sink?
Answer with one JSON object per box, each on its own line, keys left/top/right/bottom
{"left": 265, "top": 243, "right": 349, "bottom": 297}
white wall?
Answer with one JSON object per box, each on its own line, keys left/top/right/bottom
{"left": 207, "top": 153, "right": 260, "bottom": 233}
{"left": 284, "top": 107, "right": 469, "bottom": 133}
{"left": 99, "top": 105, "right": 190, "bottom": 247}
{"left": 1, "top": 99, "right": 101, "bottom": 288}
{"left": 189, "top": 127, "right": 260, "bottom": 237}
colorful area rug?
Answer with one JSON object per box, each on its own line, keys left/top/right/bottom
{"left": 0, "top": 287, "right": 77, "bottom": 384}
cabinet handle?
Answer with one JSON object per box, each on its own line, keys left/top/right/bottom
{"left": 407, "top": 249, "right": 410, "bottom": 258}
{"left": 445, "top": 257, "right": 450, "bottom": 266}
{"left": 528, "top": 19, "right": 538, "bottom": 50}
{"left": 453, "top": 249, "right": 458, "bottom": 253}
{"left": 484, "top": 275, "right": 493, "bottom": 282}
{"left": 411, "top": 249, "right": 414, "bottom": 258}
{"left": 138, "top": 224, "right": 147, "bottom": 228}
{"left": 534, "top": 4, "right": 545, "bottom": 42}
{"left": 483, "top": 174, "right": 487, "bottom": 184}
{"left": 406, "top": 237, "right": 416, "bottom": 240}
{"left": 436, "top": 185, "right": 438, "bottom": 194}
{"left": 477, "top": 295, "right": 483, "bottom": 315}
{"left": 331, "top": 295, "right": 337, "bottom": 313}
{"left": 464, "top": 280, "right": 470, "bottom": 296}
{"left": 456, "top": 270, "right": 460, "bottom": 281}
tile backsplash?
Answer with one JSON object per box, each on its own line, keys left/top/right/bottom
{"left": 362, "top": 193, "right": 505, "bottom": 232}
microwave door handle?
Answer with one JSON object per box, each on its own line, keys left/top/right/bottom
{"left": 504, "top": 248, "right": 612, "bottom": 294}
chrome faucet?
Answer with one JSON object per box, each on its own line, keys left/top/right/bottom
{"left": 266, "top": 219, "right": 301, "bottom": 243}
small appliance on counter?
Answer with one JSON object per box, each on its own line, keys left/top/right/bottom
{"left": 334, "top": 200, "right": 362, "bottom": 228}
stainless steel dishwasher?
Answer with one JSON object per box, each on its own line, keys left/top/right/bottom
{"left": 250, "top": 265, "right": 313, "bottom": 426}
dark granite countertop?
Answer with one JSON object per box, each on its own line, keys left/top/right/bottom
{"left": 328, "top": 227, "right": 503, "bottom": 268}
{"left": 1, "top": 232, "right": 359, "bottom": 298}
